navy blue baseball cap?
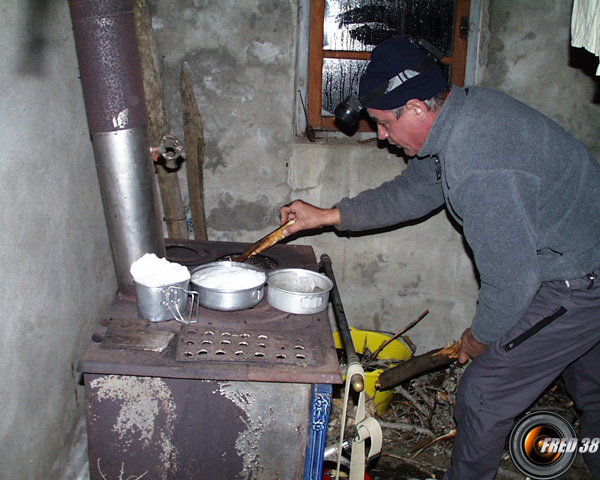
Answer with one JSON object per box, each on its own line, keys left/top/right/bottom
{"left": 359, "top": 36, "right": 447, "bottom": 110}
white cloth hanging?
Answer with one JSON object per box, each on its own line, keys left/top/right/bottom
{"left": 571, "top": 0, "right": 600, "bottom": 75}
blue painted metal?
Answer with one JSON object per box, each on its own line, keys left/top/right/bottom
{"left": 304, "top": 383, "right": 333, "bottom": 480}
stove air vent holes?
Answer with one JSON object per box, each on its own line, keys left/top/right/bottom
{"left": 176, "top": 327, "right": 312, "bottom": 365}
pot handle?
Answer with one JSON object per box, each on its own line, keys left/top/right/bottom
{"left": 300, "top": 296, "right": 323, "bottom": 309}
{"left": 161, "top": 286, "right": 199, "bottom": 325}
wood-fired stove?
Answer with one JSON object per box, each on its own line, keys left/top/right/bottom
{"left": 79, "top": 239, "right": 343, "bottom": 480}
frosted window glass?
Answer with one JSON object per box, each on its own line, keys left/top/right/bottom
{"left": 323, "top": 0, "right": 455, "bottom": 54}
{"left": 321, "top": 58, "right": 369, "bottom": 115}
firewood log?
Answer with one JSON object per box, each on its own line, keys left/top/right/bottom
{"left": 376, "top": 341, "right": 461, "bottom": 391}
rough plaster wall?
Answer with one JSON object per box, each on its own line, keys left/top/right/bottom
{"left": 479, "top": 0, "right": 600, "bottom": 158}
{"left": 0, "top": 1, "right": 117, "bottom": 479}
{"left": 149, "top": 0, "right": 297, "bottom": 241}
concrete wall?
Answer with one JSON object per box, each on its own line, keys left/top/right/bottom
{"left": 0, "top": 1, "right": 117, "bottom": 479}
{"left": 477, "top": 0, "right": 600, "bottom": 158}
{"left": 149, "top": 0, "right": 297, "bottom": 238}
{"left": 0, "top": 0, "right": 599, "bottom": 478}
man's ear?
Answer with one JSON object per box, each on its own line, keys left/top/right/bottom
{"left": 406, "top": 99, "right": 428, "bottom": 121}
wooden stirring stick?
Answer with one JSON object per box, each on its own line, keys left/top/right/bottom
{"left": 232, "top": 219, "right": 296, "bottom": 262}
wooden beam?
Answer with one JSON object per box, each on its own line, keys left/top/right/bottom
{"left": 450, "top": 0, "right": 471, "bottom": 86}
{"left": 180, "top": 65, "right": 208, "bottom": 240}
{"left": 134, "top": 0, "right": 188, "bottom": 239}
{"left": 307, "top": 0, "right": 325, "bottom": 128}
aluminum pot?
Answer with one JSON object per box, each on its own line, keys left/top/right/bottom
{"left": 267, "top": 268, "right": 333, "bottom": 314}
{"left": 190, "top": 261, "right": 267, "bottom": 311}
{"left": 135, "top": 279, "right": 190, "bottom": 322}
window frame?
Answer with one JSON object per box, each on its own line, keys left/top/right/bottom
{"left": 305, "top": 0, "right": 471, "bottom": 133}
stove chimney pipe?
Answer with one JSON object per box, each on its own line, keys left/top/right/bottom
{"left": 69, "top": 0, "right": 165, "bottom": 295}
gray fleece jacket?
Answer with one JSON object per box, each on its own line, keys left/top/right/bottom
{"left": 335, "top": 86, "right": 600, "bottom": 344}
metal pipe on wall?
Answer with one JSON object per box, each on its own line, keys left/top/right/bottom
{"left": 69, "top": 0, "right": 165, "bottom": 294}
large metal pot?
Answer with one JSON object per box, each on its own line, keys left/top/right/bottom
{"left": 267, "top": 268, "right": 333, "bottom": 314}
{"left": 190, "top": 261, "right": 267, "bottom": 311}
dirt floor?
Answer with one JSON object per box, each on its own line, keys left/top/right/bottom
{"left": 325, "top": 363, "right": 594, "bottom": 480}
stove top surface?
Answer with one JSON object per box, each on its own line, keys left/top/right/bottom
{"left": 78, "top": 239, "right": 343, "bottom": 385}
{"left": 164, "top": 237, "right": 318, "bottom": 271}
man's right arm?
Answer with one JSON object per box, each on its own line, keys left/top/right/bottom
{"left": 279, "top": 201, "right": 341, "bottom": 236}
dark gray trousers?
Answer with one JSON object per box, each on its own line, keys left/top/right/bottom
{"left": 444, "top": 272, "right": 600, "bottom": 480}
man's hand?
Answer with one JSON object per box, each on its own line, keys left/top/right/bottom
{"left": 458, "top": 328, "right": 487, "bottom": 364}
{"left": 279, "top": 200, "right": 341, "bottom": 236}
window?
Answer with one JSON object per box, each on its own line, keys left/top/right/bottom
{"left": 305, "top": 0, "right": 471, "bottom": 133}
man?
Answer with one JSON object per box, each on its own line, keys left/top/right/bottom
{"left": 279, "top": 36, "right": 600, "bottom": 479}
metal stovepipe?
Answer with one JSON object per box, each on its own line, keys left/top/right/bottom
{"left": 69, "top": 0, "right": 165, "bottom": 294}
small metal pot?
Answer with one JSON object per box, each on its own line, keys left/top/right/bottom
{"left": 190, "top": 261, "right": 267, "bottom": 311}
{"left": 134, "top": 279, "right": 191, "bottom": 322}
{"left": 267, "top": 268, "right": 333, "bottom": 314}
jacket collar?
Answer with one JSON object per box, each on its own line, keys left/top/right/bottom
{"left": 417, "top": 86, "right": 467, "bottom": 158}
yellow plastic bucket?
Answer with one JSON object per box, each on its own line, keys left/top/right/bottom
{"left": 333, "top": 327, "right": 412, "bottom": 415}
